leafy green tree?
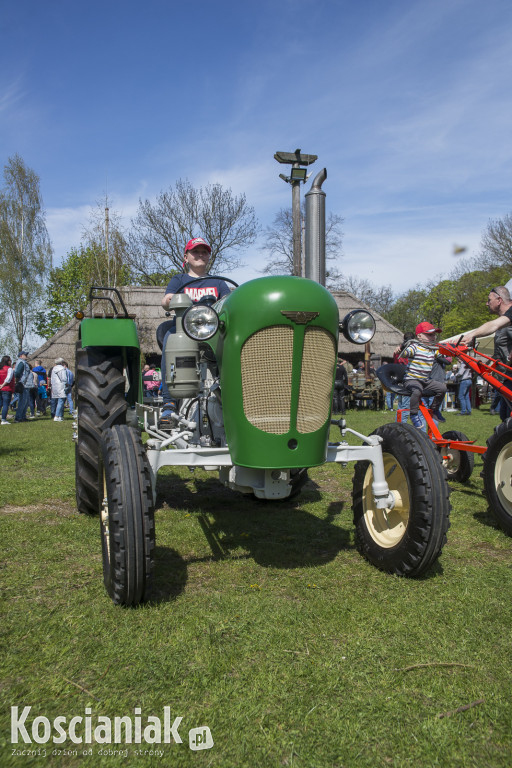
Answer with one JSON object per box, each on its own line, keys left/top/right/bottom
{"left": 34, "top": 246, "right": 132, "bottom": 340}
{"left": 383, "top": 288, "right": 429, "bottom": 333}
{"left": 440, "top": 266, "right": 510, "bottom": 336}
{"left": 0, "top": 154, "right": 53, "bottom": 350}
{"left": 420, "top": 280, "right": 456, "bottom": 329}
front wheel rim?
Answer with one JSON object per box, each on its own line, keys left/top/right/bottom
{"left": 494, "top": 443, "right": 512, "bottom": 513}
{"left": 362, "top": 453, "right": 410, "bottom": 547}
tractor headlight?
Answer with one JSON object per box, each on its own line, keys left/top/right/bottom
{"left": 341, "top": 310, "right": 376, "bottom": 344}
{"left": 182, "top": 304, "right": 219, "bottom": 340}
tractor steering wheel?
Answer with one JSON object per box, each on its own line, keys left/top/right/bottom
{"left": 156, "top": 276, "right": 238, "bottom": 350}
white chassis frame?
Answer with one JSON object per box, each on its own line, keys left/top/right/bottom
{"left": 136, "top": 404, "right": 396, "bottom": 510}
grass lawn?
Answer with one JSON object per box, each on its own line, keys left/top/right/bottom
{"left": 1, "top": 406, "right": 511, "bottom": 768}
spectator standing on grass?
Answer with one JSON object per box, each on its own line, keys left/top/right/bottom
{"left": 47, "top": 364, "right": 55, "bottom": 417}
{"left": 142, "top": 364, "right": 151, "bottom": 397}
{"left": 397, "top": 323, "right": 447, "bottom": 429}
{"left": 63, "top": 361, "right": 75, "bottom": 416}
{"left": 50, "top": 358, "right": 67, "bottom": 421}
{"left": 32, "top": 359, "right": 47, "bottom": 415}
{"left": 32, "top": 360, "right": 47, "bottom": 386}
{"left": 0, "top": 355, "right": 15, "bottom": 425}
{"left": 14, "top": 351, "right": 32, "bottom": 423}
{"left": 36, "top": 377, "right": 48, "bottom": 416}
{"left": 26, "top": 365, "right": 38, "bottom": 419}
{"left": 456, "top": 360, "right": 472, "bottom": 416}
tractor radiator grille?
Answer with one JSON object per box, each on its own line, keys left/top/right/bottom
{"left": 241, "top": 325, "right": 336, "bottom": 435}
{"left": 297, "top": 327, "right": 336, "bottom": 433}
{"left": 241, "top": 326, "right": 293, "bottom": 434}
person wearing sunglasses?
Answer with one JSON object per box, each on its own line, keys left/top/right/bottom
{"left": 462, "top": 286, "right": 512, "bottom": 421}
{"left": 462, "top": 286, "right": 512, "bottom": 346}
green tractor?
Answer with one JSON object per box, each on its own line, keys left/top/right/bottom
{"left": 75, "top": 278, "right": 451, "bottom": 606}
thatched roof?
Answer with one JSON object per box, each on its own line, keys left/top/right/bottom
{"left": 29, "top": 285, "right": 404, "bottom": 370}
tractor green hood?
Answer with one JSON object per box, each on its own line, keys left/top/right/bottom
{"left": 213, "top": 276, "right": 339, "bottom": 469}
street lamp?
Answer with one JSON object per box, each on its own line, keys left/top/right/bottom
{"left": 274, "top": 149, "right": 317, "bottom": 276}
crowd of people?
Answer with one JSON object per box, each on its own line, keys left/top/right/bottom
{"left": 0, "top": 355, "right": 75, "bottom": 424}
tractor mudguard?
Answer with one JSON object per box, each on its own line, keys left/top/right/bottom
{"left": 79, "top": 317, "right": 140, "bottom": 350}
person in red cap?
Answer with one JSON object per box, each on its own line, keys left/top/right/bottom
{"left": 159, "top": 238, "right": 231, "bottom": 428}
{"left": 396, "top": 322, "right": 447, "bottom": 428}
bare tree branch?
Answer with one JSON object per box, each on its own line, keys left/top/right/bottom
{"left": 127, "top": 179, "right": 258, "bottom": 282}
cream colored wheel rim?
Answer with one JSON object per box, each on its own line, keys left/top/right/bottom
{"left": 494, "top": 443, "right": 512, "bottom": 514}
{"left": 362, "top": 453, "right": 410, "bottom": 547}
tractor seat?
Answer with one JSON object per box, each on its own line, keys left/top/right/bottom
{"left": 376, "top": 364, "right": 409, "bottom": 396}
{"left": 156, "top": 319, "right": 176, "bottom": 351}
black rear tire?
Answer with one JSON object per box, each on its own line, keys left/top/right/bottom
{"left": 352, "top": 423, "right": 451, "bottom": 576}
{"left": 482, "top": 418, "right": 512, "bottom": 535}
{"left": 438, "top": 430, "right": 475, "bottom": 483}
{"left": 75, "top": 343, "right": 127, "bottom": 515}
{"left": 99, "top": 425, "right": 155, "bottom": 606}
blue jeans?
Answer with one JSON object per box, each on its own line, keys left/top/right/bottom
{"left": 28, "top": 388, "right": 36, "bottom": 416}
{"left": 458, "top": 379, "right": 471, "bottom": 414}
{"left": 66, "top": 392, "right": 75, "bottom": 415}
{"left": 397, "top": 394, "right": 410, "bottom": 424}
{"left": 1, "top": 391, "right": 12, "bottom": 420}
{"left": 499, "top": 396, "right": 511, "bottom": 422}
{"left": 14, "top": 387, "right": 29, "bottom": 421}
{"left": 55, "top": 398, "right": 65, "bottom": 419}
{"left": 385, "top": 392, "right": 395, "bottom": 410}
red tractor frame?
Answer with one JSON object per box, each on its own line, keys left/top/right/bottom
{"left": 379, "top": 339, "right": 512, "bottom": 536}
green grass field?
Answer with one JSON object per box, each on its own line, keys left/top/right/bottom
{"left": 1, "top": 406, "right": 511, "bottom": 767}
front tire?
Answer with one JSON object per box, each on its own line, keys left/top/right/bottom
{"left": 99, "top": 425, "right": 155, "bottom": 606}
{"left": 352, "top": 423, "right": 451, "bottom": 576}
{"left": 75, "top": 344, "right": 127, "bottom": 515}
{"left": 482, "top": 418, "right": 512, "bottom": 535}
{"left": 438, "top": 430, "right": 475, "bottom": 483}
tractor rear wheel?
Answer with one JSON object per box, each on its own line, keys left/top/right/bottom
{"left": 352, "top": 423, "right": 451, "bottom": 577}
{"left": 438, "top": 430, "right": 475, "bottom": 483}
{"left": 99, "top": 425, "right": 155, "bottom": 606}
{"left": 482, "top": 418, "right": 512, "bottom": 535}
{"left": 75, "top": 344, "right": 127, "bottom": 515}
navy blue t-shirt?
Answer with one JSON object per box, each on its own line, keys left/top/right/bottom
{"left": 165, "top": 274, "right": 231, "bottom": 303}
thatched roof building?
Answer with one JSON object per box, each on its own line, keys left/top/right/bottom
{"left": 28, "top": 285, "right": 404, "bottom": 371}
{"left": 331, "top": 290, "right": 403, "bottom": 362}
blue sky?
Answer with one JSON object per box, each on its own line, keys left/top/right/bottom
{"left": 1, "top": 0, "right": 511, "bottom": 293}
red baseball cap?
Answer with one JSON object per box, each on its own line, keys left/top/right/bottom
{"left": 184, "top": 237, "right": 211, "bottom": 254}
{"left": 415, "top": 322, "right": 441, "bottom": 335}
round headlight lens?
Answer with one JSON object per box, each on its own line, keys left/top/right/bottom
{"left": 342, "top": 310, "right": 376, "bottom": 344}
{"left": 183, "top": 304, "right": 219, "bottom": 340}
